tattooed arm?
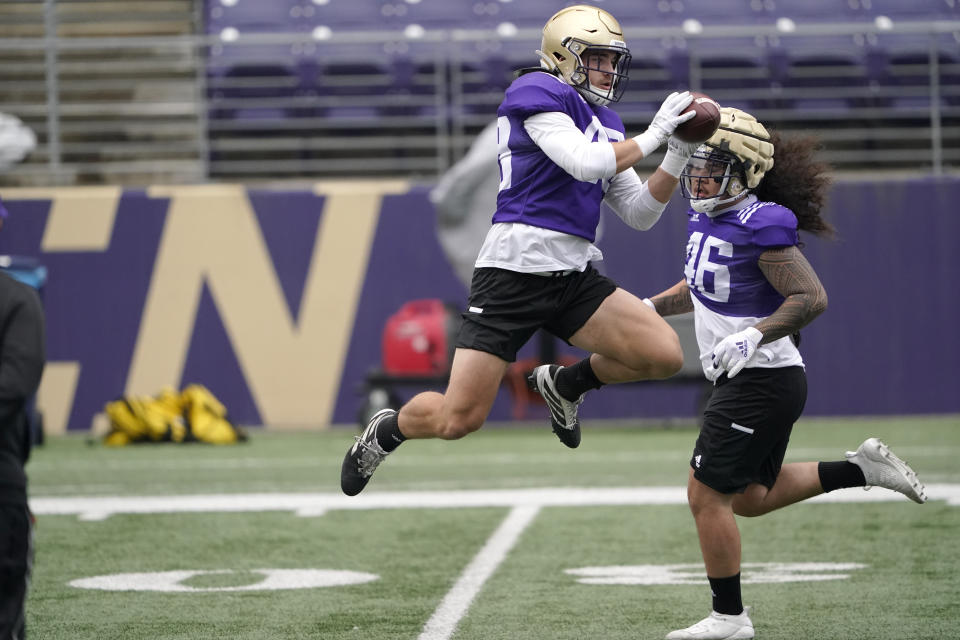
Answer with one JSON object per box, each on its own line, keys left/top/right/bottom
{"left": 755, "top": 246, "right": 828, "bottom": 343}
{"left": 648, "top": 279, "right": 694, "bottom": 316}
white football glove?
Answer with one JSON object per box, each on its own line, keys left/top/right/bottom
{"left": 711, "top": 327, "right": 763, "bottom": 378}
{"left": 632, "top": 91, "right": 695, "bottom": 158}
{"left": 660, "top": 136, "right": 702, "bottom": 178}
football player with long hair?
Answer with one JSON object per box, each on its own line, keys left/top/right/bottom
{"left": 341, "top": 4, "right": 702, "bottom": 495}
{"left": 644, "top": 108, "right": 927, "bottom": 640}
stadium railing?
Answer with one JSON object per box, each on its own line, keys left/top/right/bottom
{"left": 0, "top": 0, "right": 957, "bottom": 186}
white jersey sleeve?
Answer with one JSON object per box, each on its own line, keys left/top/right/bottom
{"left": 523, "top": 111, "right": 617, "bottom": 182}
{"left": 603, "top": 168, "right": 667, "bottom": 231}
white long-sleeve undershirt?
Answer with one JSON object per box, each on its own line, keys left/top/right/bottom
{"left": 524, "top": 111, "right": 666, "bottom": 231}
{"left": 523, "top": 111, "right": 618, "bottom": 182}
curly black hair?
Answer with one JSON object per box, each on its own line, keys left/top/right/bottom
{"left": 753, "top": 131, "right": 835, "bottom": 238}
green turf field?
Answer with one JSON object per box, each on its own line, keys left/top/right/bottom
{"left": 25, "top": 415, "right": 960, "bottom": 640}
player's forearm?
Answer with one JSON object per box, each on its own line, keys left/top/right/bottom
{"left": 649, "top": 279, "right": 693, "bottom": 316}
{"left": 645, "top": 167, "right": 681, "bottom": 204}
{"left": 755, "top": 292, "right": 826, "bottom": 343}
{"left": 604, "top": 169, "right": 666, "bottom": 231}
{"left": 612, "top": 138, "right": 647, "bottom": 172}
{"left": 756, "top": 247, "right": 828, "bottom": 343}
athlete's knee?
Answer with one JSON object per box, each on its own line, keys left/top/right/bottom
{"left": 688, "top": 493, "right": 713, "bottom": 518}
{"left": 687, "top": 478, "right": 732, "bottom": 518}
{"left": 648, "top": 346, "right": 684, "bottom": 379}
{"left": 732, "top": 488, "right": 770, "bottom": 517}
{"left": 686, "top": 486, "right": 708, "bottom": 517}
{"left": 732, "top": 502, "right": 765, "bottom": 517}
{"left": 435, "top": 407, "right": 486, "bottom": 440}
{"left": 436, "top": 420, "right": 483, "bottom": 440}
{"left": 624, "top": 341, "right": 683, "bottom": 379}
{"left": 733, "top": 495, "right": 777, "bottom": 516}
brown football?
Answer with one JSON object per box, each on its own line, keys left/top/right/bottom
{"left": 674, "top": 92, "right": 721, "bottom": 143}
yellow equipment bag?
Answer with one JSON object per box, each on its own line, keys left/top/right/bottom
{"left": 180, "top": 384, "right": 247, "bottom": 445}
{"left": 103, "top": 384, "right": 246, "bottom": 446}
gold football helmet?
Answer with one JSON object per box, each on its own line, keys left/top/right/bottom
{"left": 537, "top": 4, "right": 631, "bottom": 106}
{"left": 681, "top": 107, "right": 775, "bottom": 214}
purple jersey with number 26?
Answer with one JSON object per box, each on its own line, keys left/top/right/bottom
{"left": 685, "top": 199, "right": 799, "bottom": 318}
{"left": 494, "top": 71, "right": 625, "bottom": 243}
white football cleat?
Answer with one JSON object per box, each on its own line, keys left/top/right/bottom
{"left": 666, "top": 608, "right": 754, "bottom": 640}
{"left": 846, "top": 437, "right": 927, "bottom": 504}
{"left": 340, "top": 408, "right": 395, "bottom": 496}
{"left": 526, "top": 364, "right": 583, "bottom": 448}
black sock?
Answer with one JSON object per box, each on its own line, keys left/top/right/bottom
{"left": 374, "top": 412, "right": 406, "bottom": 453}
{"left": 708, "top": 573, "right": 743, "bottom": 615}
{"left": 555, "top": 357, "right": 603, "bottom": 402}
{"left": 818, "top": 460, "right": 866, "bottom": 493}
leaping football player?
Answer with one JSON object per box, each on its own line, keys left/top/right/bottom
{"left": 341, "top": 4, "right": 701, "bottom": 496}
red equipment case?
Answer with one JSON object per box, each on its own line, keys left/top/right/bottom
{"left": 381, "top": 299, "right": 460, "bottom": 376}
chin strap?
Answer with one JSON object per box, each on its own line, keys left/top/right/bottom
{"left": 692, "top": 191, "right": 750, "bottom": 216}
{"left": 580, "top": 84, "right": 611, "bottom": 106}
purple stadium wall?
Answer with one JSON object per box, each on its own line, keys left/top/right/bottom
{"left": 0, "top": 178, "right": 956, "bottom": 433}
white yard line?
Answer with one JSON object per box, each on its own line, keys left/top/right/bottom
{"left": 28, "top": 484, "right": 960, "bottom": 520}
{"left": 418, "top": 505, "right": 540, "bottom": 640}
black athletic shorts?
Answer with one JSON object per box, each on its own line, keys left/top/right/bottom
{"left": 456, "top": 265, "right": 618, "bottom": 362}
{"left": 0, "top": 504, "right": 32, "bottom": 640}
{"left": 691, "top": 366, "right": 807, "bottom": 494}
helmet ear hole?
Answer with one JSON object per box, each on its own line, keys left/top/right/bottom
{"left": 727, "top": 177, "right": 744, "bottom": 196}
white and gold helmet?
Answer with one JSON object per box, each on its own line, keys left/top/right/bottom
{"left": 537, "top": 4, "right": 631, "bottom": 106}
{"left": 680, "top": 107, "right": 775, "bottom": 214}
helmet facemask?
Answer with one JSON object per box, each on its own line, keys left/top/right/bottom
{"left": 681, "top": 146, "right": 749, "bottom": 215}
{"left": 553, "top": 39, "right": 631, "bottom": 106}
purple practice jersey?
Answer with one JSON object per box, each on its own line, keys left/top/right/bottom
{"left": 684, "top": 199, "right": 798, "bottom": 317}
{"left": 684, "top": 197, "right": 804, "bottom": 377}
{"left": 494, "top": 71, "right": 625, "bottom": 242}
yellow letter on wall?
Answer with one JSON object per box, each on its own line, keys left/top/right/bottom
{"left": 129, "top": 182, "right": 405, "bottom": 429}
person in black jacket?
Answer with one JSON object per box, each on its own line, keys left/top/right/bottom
{"left": 0, "top": 243, "right": 46, "bottom": 639}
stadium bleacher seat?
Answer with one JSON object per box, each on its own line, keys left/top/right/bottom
{"left": 207, "top": 59, "right": 305, "bottom": 129}
{"left": 387, "top": 40, "right": 453, "bottom": 116}
{"left": 399, "top": 0, "right": 476, "bottom": 28}
{"left": 778, "top": 50, "right": 873, "bottom": 111}
{"left": 777, "top": 32, "right": 871, "bottom": 58}
{"left": 616, "top": 53, "right": 687, "bottom": 115}
{"left": 680, "top": 34, "right": 781, "bottom": 112}
{"left": 854, "top": 0, "right": 953, "bottom": 20}
{"left": 451, "top": 56, "right": 510, "bottom": 116}
{"left": 310, "top": 0, "right": 394, "bottom": 30}
{"left": 492, "top": 0, "right": 581, "bottom": 27}
{"left": 673, "top": 0, "right": 764, "bottom": 25}
{"left": 315, "top": 59, "right": 395, "bottom": 118}
{"left": 882, "top": 50, "right": 960, "bottom": 109}
{"left": 600, "top": 0, "right": 684, "bottom": 26}
{"left": 699, "top": 56, "right": 778, "bottom": 111}
{"left": 206, "top": 0, "right": 306, "bottom": 33}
